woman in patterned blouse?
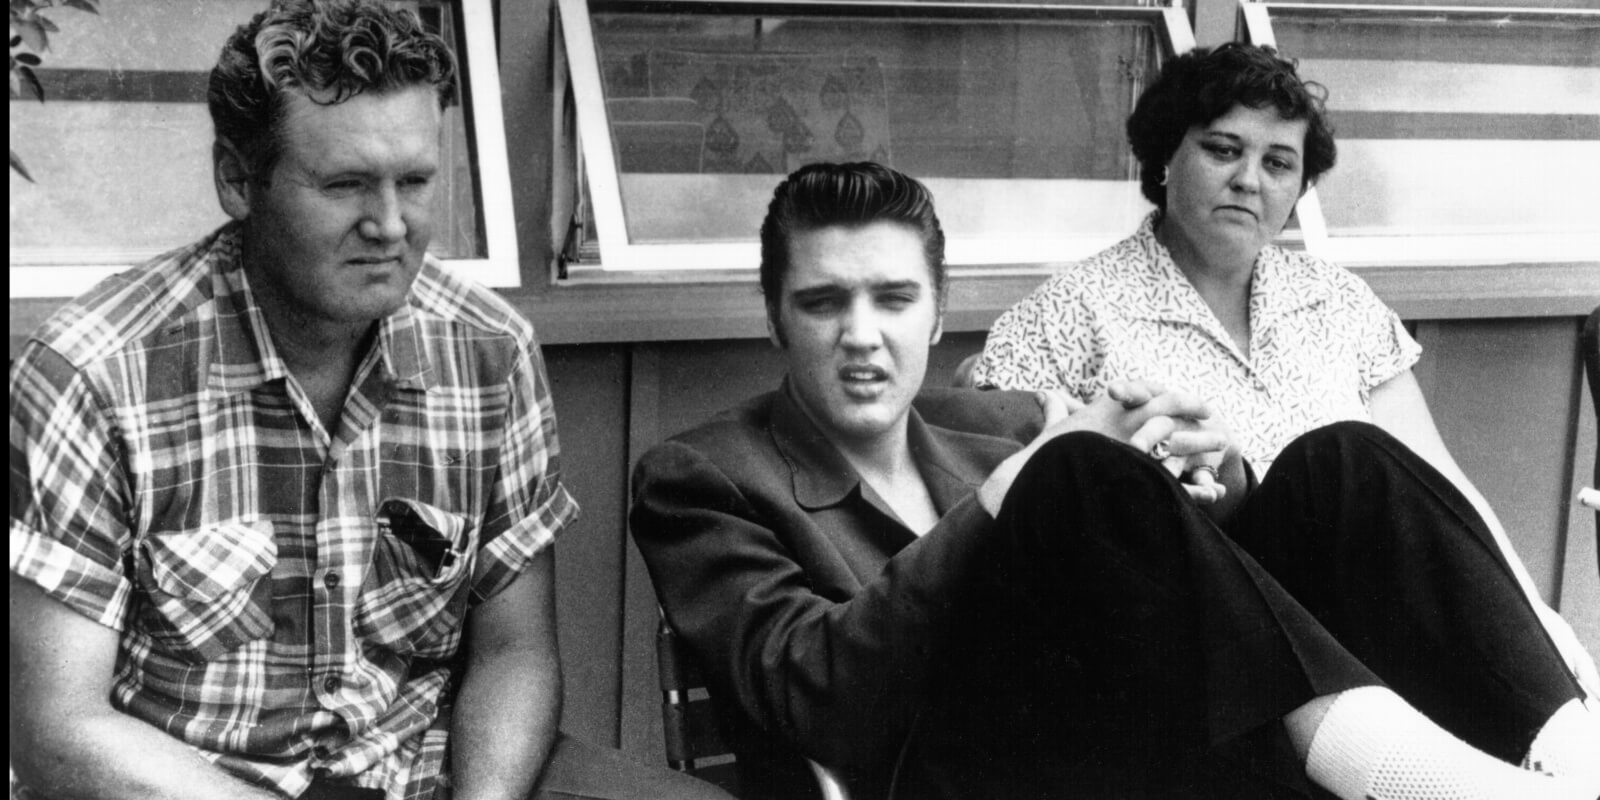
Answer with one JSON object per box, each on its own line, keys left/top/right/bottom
{"left": 974, "top": 42, "right": 1599, "bottom": 799}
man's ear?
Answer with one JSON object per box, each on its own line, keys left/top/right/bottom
{"left": 214, "top": 139, "right": 255, "bottom": 221}
{"left": 930, "top": 315, "right": 943, "bottom": 346}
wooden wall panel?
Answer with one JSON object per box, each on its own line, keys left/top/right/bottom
{"left": 1411, "top": 318, "right": 1577, "bottom": 601}
{"left": 1411, "top": 317, "right": 1597, "bottom": 662}
{"left": 542, "top": 343, "right": 631, "bottom": 746}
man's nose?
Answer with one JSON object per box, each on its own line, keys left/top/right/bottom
{"left": 838, "top": 301, "right": 884, "bottom": 350}
{"left": 358, "top": 185, "right": 407, "bottom": 242}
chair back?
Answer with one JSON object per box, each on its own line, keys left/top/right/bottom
{"left": 656, "top": 614, "right": 854, "bottom": 800}
{"left": 657, "top": 615, "right": 737, "bottom": 775}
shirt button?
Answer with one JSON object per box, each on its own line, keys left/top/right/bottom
{"left": 323, "top": 675, "right": 339, "bottom": 694}
{"left": 323, "top": 572, "right": 340, "bottom": 589}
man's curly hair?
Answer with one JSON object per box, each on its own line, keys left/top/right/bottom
{"left": 208, "top": 0, "right": 457, "bottom": 178}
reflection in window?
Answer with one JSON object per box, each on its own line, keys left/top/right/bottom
{"left": 9, "top": 0, "right": 506, "bottom": 296}
{"left": 1260, "top": 5, "right": 1599, "bottom": 264}
{"left": 567, "top": 3, "right": 1186, "bottom": 270}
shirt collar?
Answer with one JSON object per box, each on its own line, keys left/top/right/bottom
{"left": 1128, "top": 212, "right": 1225, "bottom": 333}
{"left": 203, "top": 226, "right": 435, "bottom": 397}
{"left": 769, "top": 379, "right": 984, "bottom": 513}
{"left": 1130, "top": 211, "right": 1330, "bottom": 337}
{"left": 1248, "top": 238, "right": 1330, "bottom": 325}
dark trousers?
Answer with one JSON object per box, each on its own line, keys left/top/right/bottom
{"left": 893, "top": 422, "right": 1581, "bottom": 800}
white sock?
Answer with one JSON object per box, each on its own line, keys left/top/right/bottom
{"left": 1304, "top": 686, "right": 1588, "bottom": 800}
{"left": 1524, "top": 698, "right": 1600, "bottom": 791}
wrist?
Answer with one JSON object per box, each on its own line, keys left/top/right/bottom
{"left": 979, "top": 448, "right": 1033, "bottom": 517}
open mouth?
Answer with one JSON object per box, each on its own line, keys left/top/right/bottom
{"left": 840, "top": 364, "right": 889, "bottom": 382}
{"left": 839, "top": 364, "right": 890, "bottom": 395}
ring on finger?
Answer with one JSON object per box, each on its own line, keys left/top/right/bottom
{"left": 1147, "top": 440, "right": 1171, "bottom": 461}
{"left": 1189, "top": 464, "right": 1219, "bottom": 481}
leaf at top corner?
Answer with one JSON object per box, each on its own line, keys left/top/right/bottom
{"left": 11, "top": 149, "right": 36, "bottom": 183}
{"left": 62, "top": 0, "right": 101, "bottom": 13}
{"left": 14, "top": 18, "right": 47, "bottom": 52}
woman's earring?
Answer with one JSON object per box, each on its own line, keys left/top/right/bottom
{"left": 1159, "top": 166, "right": 1169, "bottom": 187}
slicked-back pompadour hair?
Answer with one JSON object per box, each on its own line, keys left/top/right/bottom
{"left": 760, "top": 161, "right": 947, "bottom": 339}
{"left": 208, "top": 0, "right": 457, "bottom": 179}
{"left": 1127, "top": 42, "right": 1336, "bottom": 212}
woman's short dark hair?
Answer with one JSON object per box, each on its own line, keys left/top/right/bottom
{"left": 1127, "top": 42, "right": 1336, "bottom": 211}
{"left": 759, "top": 162, "right": 947, "bottom": 340}
{"left": 208, "top": 0, "right": 457, "bottom": 179}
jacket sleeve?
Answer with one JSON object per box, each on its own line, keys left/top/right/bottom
{"left": 629, "top": 441, "right": 995, "bottom": 769}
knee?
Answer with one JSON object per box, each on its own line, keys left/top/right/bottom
{"left": 1276, "top": 420, "right": 1407, "bottom": 476}
{"left": 1019, "top": 430, "right": 1170, "bottom": 492}
{"left": 1292, "top": 420, "right": 1386, "bottom": 449}
{"left": 997, "top": 430, "right": 1192, "bottom": 554}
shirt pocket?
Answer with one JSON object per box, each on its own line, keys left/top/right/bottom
{"left": 137, "top": 520, "right": 277, "bottom": 662}
{"left": 353, "top": 498, "right": 479, "bottom": 662}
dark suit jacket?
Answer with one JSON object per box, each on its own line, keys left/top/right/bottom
{"left": 630, "top": 383, "right": 1043, "bottom": 799}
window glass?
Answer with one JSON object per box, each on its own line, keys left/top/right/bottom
{"left": 576, "top": 5, "right": 1173, "bottom": 268}
{"left": 9, "top": 0, "right": 497, "bottom": 294}
{"left": 1267, "top": 8, "right": 1599, "bottom": 263}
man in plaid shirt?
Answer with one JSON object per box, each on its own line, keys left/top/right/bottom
{"left": 8, "top": 2, "right": 728, "bottom": 800}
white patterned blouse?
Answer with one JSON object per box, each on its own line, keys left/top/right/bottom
{"left": 973, "top": 213, "right": 1421, "bottom": 474}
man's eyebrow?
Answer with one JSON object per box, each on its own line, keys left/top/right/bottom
{"left": 789, "top": 284, "right": 849, "bottom": 301}
{"left": 789, "top": 279, "right": 925, "bottom": 300}
{"left": 870, "top": 280, "right": 924, "bottom": 293}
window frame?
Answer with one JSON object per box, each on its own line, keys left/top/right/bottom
{"left": 556, "top": 0, "right": 1196, "bottom": 276}
{"left": 7, "top": 0, "right": 521, "bottom": 299}
{"left": 1237, "top": 0, "right": 1600, "bottom": 271}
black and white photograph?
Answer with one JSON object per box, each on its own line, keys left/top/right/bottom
{"left": 9, "top": 1, "right": 1599, "bottom": 798}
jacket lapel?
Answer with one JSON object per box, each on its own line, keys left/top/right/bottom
{"left": 770, "top": 380, "right": 863, "bottom": 511}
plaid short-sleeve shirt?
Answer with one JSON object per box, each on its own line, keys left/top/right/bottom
{"left": 9, "top": 224, "right": 579, "bottom": 799}
{"left": 974, "top": 213, "right": 1421, "bottom": 473}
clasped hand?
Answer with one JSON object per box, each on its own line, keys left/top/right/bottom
{"left": 979, "top": 379, "right": 1246, "bottom": 518}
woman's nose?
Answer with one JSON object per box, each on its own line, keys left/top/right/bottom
{"left": 1230, "top": 159, "right": 1262, "bottom": 193}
